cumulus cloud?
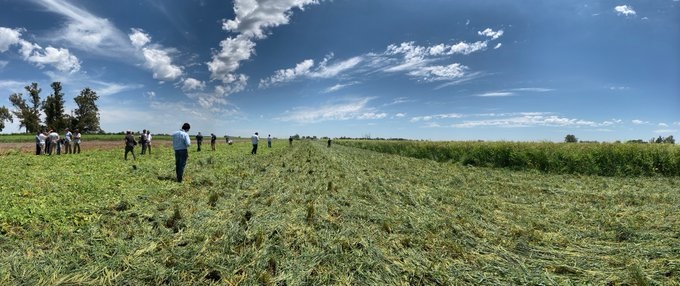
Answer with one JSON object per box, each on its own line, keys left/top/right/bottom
{"left": 128, "top": 29, "right": 183, "bottom": 81}
{"left": 182, "top": 78, "right": 206, "bottom": 91}
{"left": 478, "top": 28, "right": 504, "bottom": 40}
{"left": 0, "top": 27, "right": 23, "bottom": 52}
{"left": 209, "top": 0, "right": 320, "bottom": 93}
{"left": 1, "top": 26, "right": 80, "bottom": 73}
{"left": 615, "top": 5, "right": 636, "bottom": 16}
{"left": 129, "top": 28, "right": 151, "bottom": 49}
{"left": 632, "top": 119, "right": 648, "bottom": 125}
{"left": 276, "top": 97, "right": 385, "bottom": 123}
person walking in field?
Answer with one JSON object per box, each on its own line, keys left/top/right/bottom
{"left": 251, "top": 132, "right": 259, "bottom": 154}
{"left": 172, "top": 123, "right": 191, "bottom": 183}
{"left": 73, "top": 129, "right": 81, "bottom": 154}
{"left": 267, "top": 134, "right": 272, "bottom": 148}
{"left": 210, "top": 133, "right": 217, "bottom": 151}
{"left": 124, "top": 130, "right": 137, "bottom": 160}
{"left": 196, "top": 132, "right": 204, "bottom": 152}
{"left": 146, "top": 130, "right": 152, "bottom": 155}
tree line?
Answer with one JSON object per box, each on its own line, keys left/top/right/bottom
{"left": 0, "top": 82, "right": 100, "bottom": 134}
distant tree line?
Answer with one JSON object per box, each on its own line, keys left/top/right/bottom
{"left": 0, "top": 82, "right": 100, "bottom": 133}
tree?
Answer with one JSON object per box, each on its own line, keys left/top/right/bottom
{"left": 0, "top": 106, "right": 13, "bottom": 132}
{"left": 663, "top": 135, "right": 675, "bottom": 144}
{"left": 8, "top": 83, "right": 43, "bottom": 133}
{"left": 43, "top": 82, "right": 67, "bottom": 131}
{"left": 73, "top": 87, "right": 100, "bottom": 133}
{"left": 564, "top": 134, "right": 578, "bottom": 143}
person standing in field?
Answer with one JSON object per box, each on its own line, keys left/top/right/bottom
{"left": 73, "top": 129, "right": 81, "bottom": 154}
{"left": 124, "top": 130, "right": 137, "bottom": 160}
{"left": 146, "top": 130, "right": 152, "bottom": 155}
{"left": 289, "top": 136, "right": 293, "bottom": 146}
{"left": 267, "top": 134, "right": 272, "bottom": 148}
{"left": 48, "top": 129, "right": 59, "bottom": 155}
{"left": 64, "top": 129, "right": 73, "bottom": 154}
{"left": 196, "top": 132, "right": 204, "bottom": 152}
{"left": 251, "top": 132, "right": 259, "bottom": 154}
{"left": 172, "top": 123, "right": 191, "bottom": 183}
{"left": 140, "top": 129, "right": 148, "bottom": 155}
{"left": 210, "top": 133, "right": 217, "bottom": 151}
{"left": 38, "top": 131, "right": 46, "bottom": 155}
{"left": 35, "top": 131, "right": 41, "bottom": 155}
{"left": 327, "top": 138, "right": 332, "bottom": 148}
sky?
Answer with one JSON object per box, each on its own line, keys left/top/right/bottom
{"left": 0, "top": 0, "right": 678, "bottom": 141}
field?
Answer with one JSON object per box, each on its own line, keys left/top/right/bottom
{"left": 0, "top": 138, "right": 679, "bottom": 285}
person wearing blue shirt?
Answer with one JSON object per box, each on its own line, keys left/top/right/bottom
{"left": 172, "top": 123, "right": 191, "bottom": 182}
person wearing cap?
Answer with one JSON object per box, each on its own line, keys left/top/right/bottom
{"left": 251, "top": 132, "right": 259, "bottom": 154}
{"left": 172, "top": 123, "right": 191, "bottom": 182}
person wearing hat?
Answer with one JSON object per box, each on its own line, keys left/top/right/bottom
{"left": 172, "top": 123, "right": 191, "bottom": 182}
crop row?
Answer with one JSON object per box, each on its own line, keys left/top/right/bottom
{"left": 336, "top": 140, "right": 680, "bottom": 176}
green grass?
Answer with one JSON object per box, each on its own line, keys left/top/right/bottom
{"left": 0, "top": 141, "right": 678, "bottom": 285}
{"left": 336, "top": 140, "right": 680, "bottom": 177}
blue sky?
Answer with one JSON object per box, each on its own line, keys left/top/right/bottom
{"left": 0, "top": 0, "right": 678, "bottom": 141}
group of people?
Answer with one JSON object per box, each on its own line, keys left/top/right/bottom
{"left": 250, "top": 132, "right": 274, "bottom": 154}
{"left": 35, "top": 129, "right": 81, "bottom": 155}
{"left": 124, "top": 130, "right": 153, "bottom": 160}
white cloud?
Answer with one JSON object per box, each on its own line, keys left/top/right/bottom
{"left": 478, "top": 28, "right": 504, "bottom": 40}
{"left": 24, "top": 45, "right": 81, "bottom": 73}
{"left": 0, "top": 27, "right": 23, "bottom": 52}
{"left": 311, "top": 56, "right": 363, "bottom": 78}
{"left": 477, "top": 92, "right": 514, "bottom": 97}
{"left": 407, "top": 63, "right": 469, "bottom": 82}
{"left": 146, "top": 91, "right": 156, "bottom": 98}
{"left": 129, "top": 28, "right": 151, "bottom": 49}
{"left": 512, "top": 87, "right": 554, "bottom": 92}
{"left": 324, "top": 81, "right": 359, "bottom": 93}
{"left": 0, "top": 26, "right": 80, "bottom": 73}
{"left": 182, "top": 78, "right": 206, "bottom": 91}
{"left": 609, "top": 86, "right": 630, "bottom": 90}
{"left": 494, "top": 43, "right": 502, "bottom": 49}
{"left": 451, "top": 115, "right": 607, "bottom": 128}
{"left": 35, "top": 0, "right": 135, "bottom": 57}
{"left": 615, "top": 5, "right": 636, "bottom": 16}
{"left": 410, "top": 113, "right": 463, "bottom": 122}
{"left": 209, "top": 0, "right": 319, "bottom": 90}
{"left": 141, "top": 48, "right": 183, "bottom": 81}
{"left": 395, "top": 113, "right": 406, "bottom": 118}
{"left": 659, "top": 123, "right": 669, "bottom": 127}
{"left": 275, "top": 97, "right": 384, "bottom": 123}
{"left": 92, "top": 81, "right": 143, "bottom": 97}
{"left": 259, "top": 59, "right": 314, "bottom": 88}
{"left": 632, "top": 119, "right": 648, "bottom": 125}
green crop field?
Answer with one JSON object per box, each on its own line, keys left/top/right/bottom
{"left": 0, "top": 140, "right": 678, "bottom": 285}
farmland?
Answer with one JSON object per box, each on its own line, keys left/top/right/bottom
{"left": 0, "top": 138, "right": 679, "bottom": 285}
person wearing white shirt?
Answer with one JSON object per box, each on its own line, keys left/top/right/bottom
{"left": 251, "top": 132, "right": 259, "bottom": 154}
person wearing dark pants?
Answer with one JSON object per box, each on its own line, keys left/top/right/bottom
{"left": 172, "top": 123, "right": 191, "bottom": 182}
{"left": 196, "top": 132, "right": 203, "bottom": 152}
{"left": 124, "top": 131, "right": 137, "bottom": 160}
{"left": 251, "top": 132, "right": 259, "bottom": 154}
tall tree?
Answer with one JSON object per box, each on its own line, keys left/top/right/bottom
{"left": 43, "top": 82, "right": 67, "bottom": 131}
{"left": 9, "top": 82, "right": 43, "bottom": 133}
{"left": 0, "top": 106, "right": 13, "bottom": 132}
{"left": 73, "top": 87, "right": 100, "bottom": 133}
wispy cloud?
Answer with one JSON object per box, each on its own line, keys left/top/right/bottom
{"left": 275, "top": 97, "right": 385, "bottom": 123}
{"left": 632, "top": 119, "right": 649, "bottom": 125}
{"left": 323, "top": 81, "right": 359, "bottom": 93}
{"left": 409, "top": 112, "right": 622, "bottom": 129}
{"left": 32, "top": 0, "right": 135, "bottom": 58}
{"left": 410, "top": 113, "right": 463, "bottom": 122}
{"left": 259, "top": 56, "right": 363, "bottom": 88}
{"left": 477, "top": 92, "right": 514, "bottom": 97}
{"left": 90, "top": 81, "right": 144, "bottom": 97}
{"left": 478, "top": 28, "right": 504, "bottom": 40}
